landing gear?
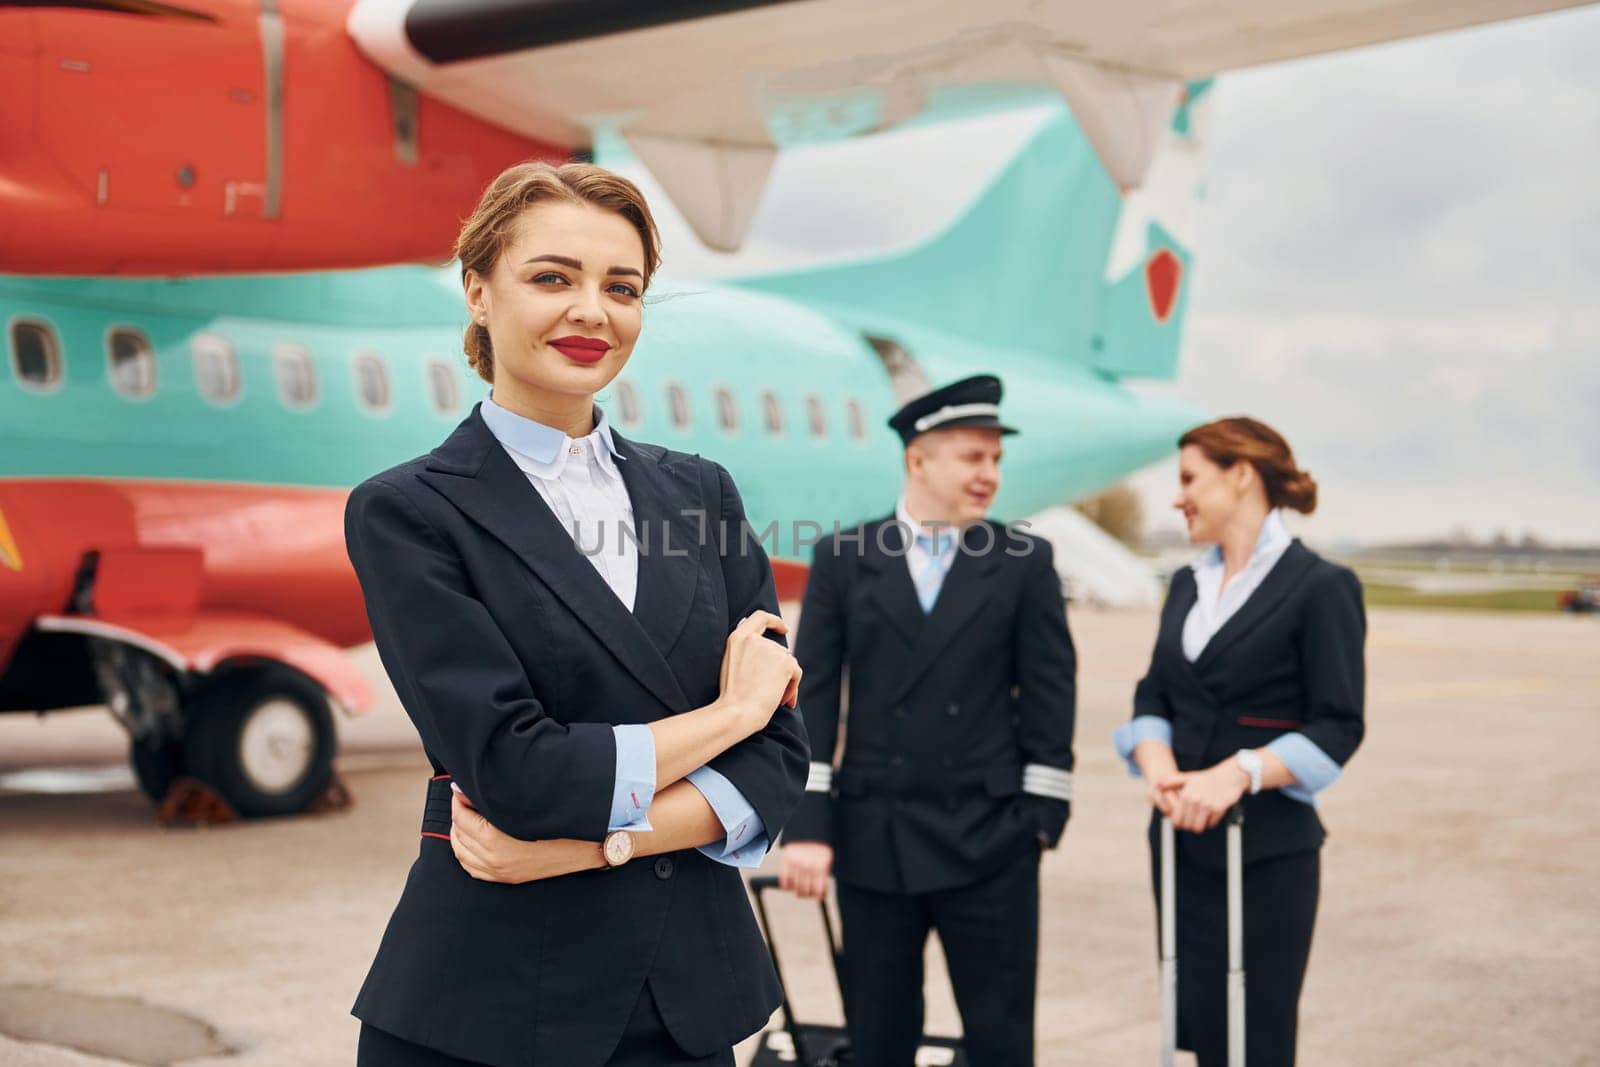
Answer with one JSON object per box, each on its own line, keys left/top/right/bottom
{"left": 182, "top": 666, "right": 336, "bottom": 818}
{"left": 129, "top": 735, "right": 186, "bottom": 803}
{"left": 88, "top": 637, "right": 190, "bottom": 802}
{"left": 88, "top": 638, "right": 337, "bottom": 818}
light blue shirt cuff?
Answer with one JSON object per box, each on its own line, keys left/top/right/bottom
{"left": 685, "top": 766, "right": 769, "bottom": 869}
{"left": 608, "top": 724, "right": 655, "bottom": 831}
{"left": 1113, "top": 716, "right": 1174, "bottom": 777}
{"left": 1265, "top": 733, "right": 1342, "bottom": 806}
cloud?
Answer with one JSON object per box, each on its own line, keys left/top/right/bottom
{"left": 1194, "top": 9, "right": 1600, "bottom": 324}
{"left": 1142, "top": 5, "right": 1600, "bottom": 542}
{"left": 616, "top": 6, "right": 1600, "bottom": 544}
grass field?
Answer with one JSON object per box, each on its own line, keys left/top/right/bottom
{"left": 1358, "top": 580, "right": 1574, "bottom": 613}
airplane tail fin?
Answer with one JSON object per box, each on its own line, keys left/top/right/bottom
{"left": 731, "top": 84, "right": 1213, "bottom": 383}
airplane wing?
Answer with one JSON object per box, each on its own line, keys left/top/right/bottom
{"left": 346, "top": 0, "right": 1589, "bottom": 249}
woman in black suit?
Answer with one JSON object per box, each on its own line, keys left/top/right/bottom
{"left": 344, "top": 162, "right": 809, "bottom": 1066}
{"left": 1115, "top": 417, "right": 1365, "bottom": 1067}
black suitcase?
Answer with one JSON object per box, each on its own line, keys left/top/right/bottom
{"left": 746, "top": 875, "right": 967, "bottom": 1066}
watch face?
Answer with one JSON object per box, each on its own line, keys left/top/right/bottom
{"left": 604, "top": 832, "right": 633, "bottom": 867}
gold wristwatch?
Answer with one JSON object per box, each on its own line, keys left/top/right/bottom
{"left": 602, "top": 829, "right": 635, "bottom": 868}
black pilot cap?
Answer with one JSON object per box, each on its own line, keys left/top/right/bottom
{"left": 887, "top": 374, "right": 1019, "bottom": 446}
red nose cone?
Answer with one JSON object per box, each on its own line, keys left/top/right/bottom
{"left": 1145, "top": 247, "right": 1182, "bottom": 323}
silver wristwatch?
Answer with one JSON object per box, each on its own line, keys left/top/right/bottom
{"left": 1235, "top": 749, "right": 1263, "bottom": 795}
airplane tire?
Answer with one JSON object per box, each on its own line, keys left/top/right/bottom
{"left": 183, "top": 665, "right": 336, "bottom": 818}
{"left": 129, "top": 737, "right": 185, "bottom": 803}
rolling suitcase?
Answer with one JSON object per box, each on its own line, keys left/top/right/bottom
{"left": 1159, "top": 806, "right": 1246, "bottom": 1067}
{"left": 746, "top": 874, "right": 967, "bottom": 1066}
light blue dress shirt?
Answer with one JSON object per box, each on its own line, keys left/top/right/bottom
{"left": 480, "top": 394, "right": 768, "bottom": 865}
{"left": 896, "top": 497, "right": 959, "bottom": 612}
{"left": 1112, "top": 511, "right": 1343, "bottom": 806}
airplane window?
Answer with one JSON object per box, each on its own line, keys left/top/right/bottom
{"left": 10, "top": 320, "right": 63, "bottom": 390}
{"left": 425, "top": 360, "right": 459, "bottom": 415}
{"left": 761, "top": 391, "right": 784, "bottom": 436}
{"left": 846, "top": 397, "right": 867, "bottom": 441}
{"left": 806, "top": 394, "right": 827, "bottom": 438}
{"left": 191, "top": 333, "right": 240, "bottom": 405}
{"left": 107, "top": 327, "right": 156, "bottom": 398}
{"left": 352, "top": 352, "right": 392, "bottom": 414}
{"left": 666, "top": 382, "right": 690, "bottom": 429}
{"left": 614, "top": 378, "right": 641, "bottom": 427}
{"left": 273, "top": 344, "right": 317, "bottom": 410}
{"left": 714, "top": 386, "right": 738, "bottom": 432}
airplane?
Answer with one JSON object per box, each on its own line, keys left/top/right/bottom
{"left": 2, "top": 0, "right": 1586, "bottom": 272}
{"left": 0, "top": 99, "right": 1199, "bottom": 817}
{"left": 1, "top": 0, "right": 1584, "bottom": 818}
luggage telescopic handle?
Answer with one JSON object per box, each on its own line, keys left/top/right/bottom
{"left": 748, "top": 874, "right": 852, "bottom": 1065}
{"left": 1225, "top": 805, "right": 1245, "bottom": 1067}
{"left": 1160, "top": 805, "right": 1246, "bottom": 1067}
{"left": 748, "top": 875, "right": 806, "bottom": 1057}
{"left": 1159, "top": 817, "right": 1177, "bottom": 1067}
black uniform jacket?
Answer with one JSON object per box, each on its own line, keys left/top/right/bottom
{"left": 1133, "top": 541, "right": 1366, "bottom": 872}
{"left": 343, "top": 406, "right": 809, "bottom": 1066}
{"left": 785, "top": 516, "right": 1076, "bottom": 895}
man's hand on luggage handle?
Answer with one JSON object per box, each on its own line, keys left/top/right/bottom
{"left": 779, "top": 842, "right": 834, "bottom": 900}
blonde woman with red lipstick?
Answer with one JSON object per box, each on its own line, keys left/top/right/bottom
{"left": 1114, "top": 417, "right": 1366, "bottom": 1066}
{"left": 344, "top": 162, "right": 808, "bottom": 1067}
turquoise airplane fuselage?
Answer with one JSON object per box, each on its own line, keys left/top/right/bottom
{"left": 0, "top": 263, "right": 1191, "bottom": 705}
{"left": 0, "top": 100, "right": 1202, "bottom": 717}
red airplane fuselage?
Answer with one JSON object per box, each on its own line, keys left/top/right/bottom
{"left": 0, "top": 0, "right": 565, "bottom": 274}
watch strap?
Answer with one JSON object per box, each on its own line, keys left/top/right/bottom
{"left": 1235, "top": 749, "right": 1263, "bottom": 795}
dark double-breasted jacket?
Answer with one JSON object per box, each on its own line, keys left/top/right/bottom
{"left": 1133, "top": 541, "right": 1366, "bottom": 871}
{"left": 343, "top": 406, "right": 808, "bottom": 1066}
{"left": 786, "top": 516, "right": 1077, "bottom": 895}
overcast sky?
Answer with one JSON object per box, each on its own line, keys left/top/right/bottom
{"left": 619, "top": 5, "right": 1600, "bottom": 546}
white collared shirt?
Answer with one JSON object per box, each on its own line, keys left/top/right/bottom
{"left": 480, "top": 392, "right": 638, "bottom": 611}
{"left": 477, "top": 393, "right": 771, "bottom": 867}
{"left": 1181, "top": 510, "right": 1294, "bottom": 662}
{"left": 1115, "top": 510, "right": 1347, "bottom": 808}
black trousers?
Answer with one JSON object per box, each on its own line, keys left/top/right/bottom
{"left": 835, "top": 846, "right": 1040, "bottom": 1067}
{"left": 356, "top": 981, "right": 734, "bottom": 1066}
{"left": 1151, "top": 845, "right": 1321, "bottom": 1067}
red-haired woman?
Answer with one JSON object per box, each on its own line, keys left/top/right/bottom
{"left": 1115, "top": 417, "right": 1366, "bottom": 1066}
{"left": 344, "top": 162, "right": 808, "bottom": 1066}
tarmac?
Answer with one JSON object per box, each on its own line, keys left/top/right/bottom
{"left": 1, "top": 605, "right": 1596, "bottom": 1065}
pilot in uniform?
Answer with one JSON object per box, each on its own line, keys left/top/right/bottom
{"left": 780, "top": 375, "right": 1077, "bottom": 1066}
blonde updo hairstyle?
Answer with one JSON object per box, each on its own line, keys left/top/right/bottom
{"left": 1178, "top": 417, "right": 1319, "bottom": 514}
{"left": 454, "top": 161, "right": 662, "bottom": 385}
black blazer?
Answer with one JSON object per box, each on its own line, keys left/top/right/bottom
{"left": 1132, "top": 541, "right": 1366, "bottom": 871}
{"left": 343, "top": 405, "right": 809, "bottom": 1066}
{"left": 786, "top": 517, "right": 1076, "bottom": 895}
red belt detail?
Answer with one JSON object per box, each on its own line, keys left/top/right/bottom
{"left": 430, "top": 773, "right": 452, "bottom": 781}
{"left": 421, "top": 831, "right": 451, "bottom": 841}
{"left": 1238, "top": 716, "right": 1300, "bottom": 729}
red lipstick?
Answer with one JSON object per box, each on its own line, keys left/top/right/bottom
{"left": 550, "top": 336, "right": 611, "bottom": 365}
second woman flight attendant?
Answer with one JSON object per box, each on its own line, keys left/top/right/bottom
{"left": 1115, "top": 417, "right": 1365, "bottom": 1067}
{"left": 344, "top": 162, "right": 809, "bottom": 1066}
